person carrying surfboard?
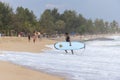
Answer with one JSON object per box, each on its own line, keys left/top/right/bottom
{"left": 65, "top": 33, "right": 74, "bottom": 54}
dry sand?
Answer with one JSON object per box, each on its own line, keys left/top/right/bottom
{"left": 0, "top": 37, "right": 57, "bottom": 53}
{"left": 0, "top": 37, "right": 64, "bottom": 80}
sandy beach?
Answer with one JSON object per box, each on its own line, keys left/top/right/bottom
{"left": 0, "top": 37, "right": 57, "bottom": 53}
{"left": 0, "top": 37, "right": 64, "bottom": 80}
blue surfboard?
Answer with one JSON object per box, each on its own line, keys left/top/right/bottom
{"left": 54, "top": 42, "right": 85, "bottom": 50}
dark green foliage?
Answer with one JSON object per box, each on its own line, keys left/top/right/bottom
{"left": 39, "top": 9, "right": 120, "bottom": 35}
{"left": 0, "top": 2, "right": 13, "bottom": 35}
{"left": 0, "top": 1, "right": 119, "bottom": 36}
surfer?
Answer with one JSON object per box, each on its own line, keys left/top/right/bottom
{"left": 65, "top": 33, "right": 74, "bottom": 54}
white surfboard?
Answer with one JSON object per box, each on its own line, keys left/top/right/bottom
{"left": 54, "top": 42, "right": 85, "bottom": 50}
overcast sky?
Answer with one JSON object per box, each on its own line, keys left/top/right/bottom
{"left": 0, "top": 0, "right": 120, "bottom": 22}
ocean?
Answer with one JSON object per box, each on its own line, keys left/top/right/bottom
{"left": 0, "top": 36, "right": 120, "bottom": 80}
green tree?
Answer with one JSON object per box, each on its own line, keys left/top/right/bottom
{"left": 39, "top": 9, "right": 55, "bottom": 34}
{"left": 104, "top": 21, "right": 110, "bottom": 33}
{"left": 110, "top": 20, "right": 119, "bottom": 33}
{"left": 51, "top": 8, "right": 60, "bottom": 23}
{"left": 61, "top": 10, "right": 77, "bottom": 33}
{"left": 85, "top": 19, "right": 94, "bottom": 34}
{"left": 94, "top": 19, "right": 105, "bottom": 34}
{"left": 0, "top": 2, "right": 13, "bottom": 35}
{"left": 55, "top": 20, "right": 65, "bottom": 33}
{"left": 13, "top": 7, "right": 37, "bottom": 34}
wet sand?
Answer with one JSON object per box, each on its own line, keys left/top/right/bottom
{"left": 0, "top": 37, "right": 64, "bottom": 80}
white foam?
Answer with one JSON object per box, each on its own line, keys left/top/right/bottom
{"left": 0, "top": 36, "right": 120, "bottom": 80}
{"left": 107, "top": 36, "right": 120, "bottom": 40}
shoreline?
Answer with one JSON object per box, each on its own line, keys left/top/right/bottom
{"left": 0, "top": 37, "right": 64, "bottom": 80}
{"left": 0, "top": 34, "right": 119, "bottom": 80}
{"left": 0, "top": 61, "right": 65, "bottom": 80}
{"left": 0, "top": 37, "right": 57, "bottom": 53}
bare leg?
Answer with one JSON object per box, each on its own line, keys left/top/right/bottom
{"left": 65, "top": 50, "right": 68, "bottom": 53}
{"left": 71, "top": 50, "right": 74, "bottom": 54}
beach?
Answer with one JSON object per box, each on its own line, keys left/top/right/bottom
{"left": 1, "top": 35, "right": 120, "bottom": 80}
{"left": 0, "top": 37, "right": 57, "bottom": 53}
{"left": 0, "top": 37, "right": 64, "bottom": 80}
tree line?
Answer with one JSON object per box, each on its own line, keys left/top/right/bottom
{"left": 0, "top": 2, "right": 119, "bottom": 36}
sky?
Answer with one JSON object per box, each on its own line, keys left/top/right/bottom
{"left": 0, "top": 0, "right": 120, "bottom": 22}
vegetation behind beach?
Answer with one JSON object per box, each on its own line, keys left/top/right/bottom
{"left": 0, "top": 2, "right": 120, "bottom": 36}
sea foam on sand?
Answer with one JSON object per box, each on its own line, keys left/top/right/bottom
{"left": 0, "top": 36, "right": 120, "bottom": 80}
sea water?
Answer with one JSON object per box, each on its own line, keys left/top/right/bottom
{"left": 0, "top": 36, "right": 120, "bottom": 80}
